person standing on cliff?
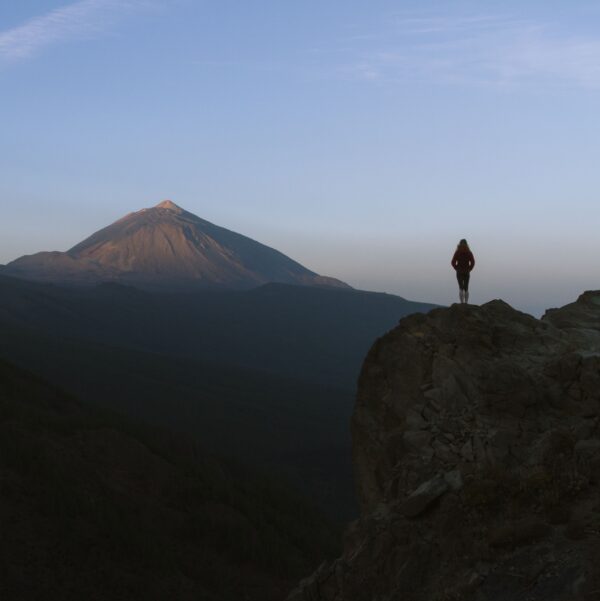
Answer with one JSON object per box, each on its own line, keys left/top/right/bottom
{"left": 451, "top": 239, "right": 475, "bottom": 304}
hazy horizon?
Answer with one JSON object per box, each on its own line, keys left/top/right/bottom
{"left": 3, "top": 1, "right": 600, "bottom": 315}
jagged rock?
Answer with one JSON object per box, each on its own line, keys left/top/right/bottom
{"left": 288, "top": 292, "right": 600, "bottom": 601}
{"left": 460, "top": 438, "right": 474, "bottom": 462}
{"left": 402, "top": 430, "right": 433, "bottom": 457}
{"left": 405, "top": 408, "right": 429, "bottom": 430}
{"left": 444, "top": 469, "right": 463, "bottom": 491}
{"left": 400, "top": 474, "right": 449, "bottom": 517}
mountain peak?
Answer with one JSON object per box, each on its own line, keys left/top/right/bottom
{"left": 155, "top": 200, "right": 181, "bottom": 211}
{"left": 5, "top": 201, "right": 351, "bottom": 290}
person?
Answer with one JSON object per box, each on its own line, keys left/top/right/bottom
{"left": 451, "top": 239, "right": 475, "bottom": 304}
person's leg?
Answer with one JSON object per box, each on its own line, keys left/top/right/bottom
{"left": 456, "top": 272, "right": 464, "bottom": 303}
{"left": 464, "top": 273, "right": 470, "bottom": 303}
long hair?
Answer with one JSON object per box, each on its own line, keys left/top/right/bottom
{"left": 456, "top": 238, "right": 470, "bottom": 251}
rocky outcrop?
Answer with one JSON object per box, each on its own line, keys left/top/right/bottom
{"left": 288, "top": 292, "right": 600, "bottom": 601}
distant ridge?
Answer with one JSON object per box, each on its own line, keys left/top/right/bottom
{"left": 4, "top": 200, "right": 350, "bottom": 290}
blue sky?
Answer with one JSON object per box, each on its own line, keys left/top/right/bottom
{"left": 2, "top": 0, "right": 600, "bottom": 314}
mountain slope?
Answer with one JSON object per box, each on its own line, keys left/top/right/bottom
{"left": 0, "top": 317, "right": 357, "bottom": 520}
{"left": 0, "top": 275, "right": 436, "bottom": 520}
{"left": 0, "top": 358, "right": 340, "bottom": 601}
{"left": 3, "top": 200, "right": 349, "bottom": 290}
{"left": 0, "top": 274, "right": 436, "bottom": 388}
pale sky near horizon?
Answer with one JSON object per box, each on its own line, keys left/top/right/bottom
{"left": 2, "top": 0, "right": 600, "bottom": 316}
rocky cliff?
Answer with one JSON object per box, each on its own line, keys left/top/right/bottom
{"left": 289, "top": 292, "right": 600, "bottom": 601}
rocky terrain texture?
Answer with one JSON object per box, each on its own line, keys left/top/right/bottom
{"left": 3, "top": 200, "right": 348, "bottom": 289}
{"left": 289, "top": 292, "right": 600, "bottom": 601}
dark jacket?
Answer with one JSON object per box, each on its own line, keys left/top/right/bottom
{"left": 451, "top": 246, "right": 475, "bottom": 273}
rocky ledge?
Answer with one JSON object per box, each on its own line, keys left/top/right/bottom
{"left": 288, "top": 292, "right": 600, "bottom": 601}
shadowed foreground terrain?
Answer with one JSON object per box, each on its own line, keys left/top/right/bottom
{"left": 0, "top": 274, "right": 435, "bottom": 521}
{"left": 0, "top": 274, "right": 435, "bottom": 388}
{"left": 290, "top": 292, "right": 600, "bottom": 601}
{"left": 0, "top": 359, "right": 339, "bottom": 601}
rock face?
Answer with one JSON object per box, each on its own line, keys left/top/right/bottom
{"left": 4, "top": 200, "right": 349, "bottom": 290}
{"left": 288, "top": 292, "right": 600, "bottom": 601}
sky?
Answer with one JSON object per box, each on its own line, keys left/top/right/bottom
{"left": 1, "top": 0, "right": 600, "bottom": 315}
